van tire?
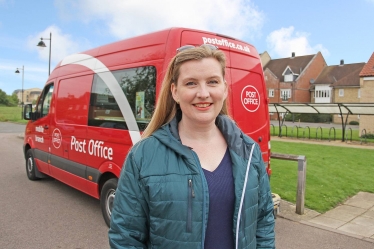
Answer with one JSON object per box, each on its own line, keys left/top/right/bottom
{"left": 26, "top": 150, "right": 39, "bottom": 181}
{"left": 100, "top": 178, "right": 118, "bottom": 227}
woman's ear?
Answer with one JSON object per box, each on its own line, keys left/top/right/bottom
{"left": 223, "top": 80, "right": 228, "bottom": 99}
{"left": 171, "top": 83, "right": 178, "bottom": 103}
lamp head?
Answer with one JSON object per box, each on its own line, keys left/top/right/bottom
{"left": 15, "top": 69, "right": 20, "bottom": 74}
{"left": 37, "top": 40, "right": 46, "bottom": 47}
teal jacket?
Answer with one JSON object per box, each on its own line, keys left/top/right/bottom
{"left": 109, "top": 115, "right": 275, "bottom": 248}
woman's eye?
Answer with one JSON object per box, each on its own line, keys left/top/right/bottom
{"left": 186, "top": 81, "right": 196, "bottom": 86}
{"left": 208, "top": 80, "right": 219, "bottom": 84}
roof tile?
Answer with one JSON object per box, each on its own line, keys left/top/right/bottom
{"left": 264, "top": 54, "right": 316, "bottom": 79}
{"left": 359, "top": 52, "right": 374, "bottom": 77}
{"left": 314, "top": 63, "right": 365, "bottom": 87}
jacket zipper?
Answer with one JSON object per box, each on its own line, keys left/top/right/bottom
{"left": 187, "top": 179, "right": 195, "bottom": 233}
{"left": 235, "top": 144, "right": 255, "bottom": 249}
{"left": 190, "top": 151, "right": 207, "bottom": 247}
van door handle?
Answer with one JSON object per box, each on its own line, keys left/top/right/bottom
{"left": 44, "top": 125, "right": 49, "bottom": 129}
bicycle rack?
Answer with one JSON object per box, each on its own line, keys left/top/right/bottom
{"left": 303, "top": 126, "right": 311, "bottom": 140}
{"left": 328, "top": 127, "right": 336, "bottom": 142}
{"left": 291, "top": 125, "right": 299, "bottom": 139}
{"left": 345, "top": 128, "right": 352, "bottom": 143}
{"left": 270, "top": 124, "right": 275, "bottom": 136}
{"left": 280, "top": 124, "right": 288, "bottom": 138}
{"left": 315, "top": 126, "right": 322, "bottom": 140}
{"left": 361, "top": 129, "right": 367, "bottom": 144}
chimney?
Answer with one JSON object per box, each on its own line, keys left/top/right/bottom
{"left": 292, "top": 52, "right": 295, "bottom": 57}
{"left": 340, "top": 59, "right": 344, "bottom": 66}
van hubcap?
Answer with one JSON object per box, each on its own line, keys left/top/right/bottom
{"left": 27, "top": 157, "right": 33, "bottom": 173}
{"left": 106, "top": 189, "right": 115, "bottom": 216}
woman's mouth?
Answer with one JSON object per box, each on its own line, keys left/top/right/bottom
{"left": 194, "top": 103, "right": 211, "bottom": 108}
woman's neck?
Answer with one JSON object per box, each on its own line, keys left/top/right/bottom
{"left": 178, "top": 118, "right": 220, "bottom": 142}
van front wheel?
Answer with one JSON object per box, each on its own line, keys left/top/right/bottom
{"left": 100, "top": 178, "right": 118, "bottom": 227}
{"left": 26, "top": 150, "right": 39, "bottom": 181}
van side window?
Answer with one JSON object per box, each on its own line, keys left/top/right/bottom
{"left": 35, "top": 84, "right": 54, "bottom": 118}
{"left": 88, "top": 66, "right": 156, "bottom": 131}
{"left": 55, "top": 75, "right": 91, "bottom": 125}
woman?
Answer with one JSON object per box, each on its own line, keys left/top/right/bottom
{"left": 109, "top": 45, "right": 275, "bottom": 248}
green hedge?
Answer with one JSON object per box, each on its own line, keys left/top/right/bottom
{"left": 285, "top": 113, "right": 332, "bottom": 123}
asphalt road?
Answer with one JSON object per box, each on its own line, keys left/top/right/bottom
{"left": 1, "top": 122, "right": 373, "bottom": 248}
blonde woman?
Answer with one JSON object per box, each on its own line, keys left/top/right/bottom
{"left": 109, "top": 45, "right": 275, "bottom": 249}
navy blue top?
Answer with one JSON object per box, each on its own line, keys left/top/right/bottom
{"left": 202, "top": 149, "right": 235, "bottom": 249}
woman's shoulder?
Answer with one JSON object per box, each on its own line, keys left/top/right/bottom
{"left": 130, "top": 135, "right": 163, "bottom": 156}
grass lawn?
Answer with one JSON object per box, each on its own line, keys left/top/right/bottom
{"left": 270, "top": 140, "right": 374, "bottom": 213}
{"left": 0, "top": 106, "right": 28, "bottom": 124}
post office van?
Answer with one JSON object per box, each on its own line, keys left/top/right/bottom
{"left": 23, "top": 27, "right": 271, "bottom": 226}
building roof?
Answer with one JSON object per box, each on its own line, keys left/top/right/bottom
{"left": 269, "top": 103, "right": 374, "bottom": 115}
{"left": 263, "top": 54, "right": 316, "bottom": 80}
{"left": 313, "top": 62, "right": 365, "bottom": 87}
{"left": 30, "top": 91, "right": 41, "bottom": 95}
{"left": 359, "top": 52, "right": 374, "bottom": 77}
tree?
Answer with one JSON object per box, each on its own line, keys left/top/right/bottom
{"left": 0, "top": 89, "right": 18, "bottom": 107}
{"left": 8, "top": 93, "right": 19, "bottom": 106}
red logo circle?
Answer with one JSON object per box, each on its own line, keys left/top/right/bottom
{"left": 52, "top": 128, "right": 62, "bottom": 149}
{"left": 241, "top": 85, "right": 260, "bottom": 112}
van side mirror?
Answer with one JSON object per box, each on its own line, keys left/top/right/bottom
{"left": 23, "top": 104, "right": 34, "bottom": 120}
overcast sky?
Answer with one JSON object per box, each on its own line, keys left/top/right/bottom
{"left": 1, "top": 0, "right": 373, "bottom": 94}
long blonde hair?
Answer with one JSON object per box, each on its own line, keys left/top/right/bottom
{"left": 141, "top": 45, "right": 229, "bottom": 138}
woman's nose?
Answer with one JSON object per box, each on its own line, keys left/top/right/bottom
{"left": 196, "top": 85, "right": 210, "bottom": 98}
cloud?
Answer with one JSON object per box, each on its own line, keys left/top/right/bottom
{"left": 266, "top": 26, "right": 329, "bottom": 58}
{"left": 55, "top": 0, "right": 264, "bottom": 41}
{"left": 26, "top": 25, "right": 84, "bottom": 67}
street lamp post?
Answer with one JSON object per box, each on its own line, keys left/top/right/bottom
{"left": 15, "top": 65, "right": 24, "bottom": 118}
{"left": 37, "top": 32, "right": 52, "bottom": 75}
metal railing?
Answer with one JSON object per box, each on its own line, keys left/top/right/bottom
{"left": 270, "top": 152, "right": 307, "bottom": 215}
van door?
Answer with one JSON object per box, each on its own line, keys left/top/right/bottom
{"left": 32, "top": 83, "right": 54, "bottom": 174}
{"left": 229, "top": 51, "right": 270, "bottom": 162}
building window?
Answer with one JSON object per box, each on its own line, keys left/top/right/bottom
{"left": 280, "top": 89, "right": 291, "bottom": 100}
{"left": 268, "top": 89, "right": 274, "bottom": 97}
{"left": 284, "top": 74, "right": 293, "bottom": 82}
{"left": 339, "top": 89, "right": 344, "bottom": 97}
{"left": 358, "top": 89, "right": 361, "bottom": 98}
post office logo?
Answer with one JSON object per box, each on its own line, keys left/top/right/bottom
{"left": 241, "top": 85, "right": 260, "bottom": 112}
{"left": 52, "top": 128, "right": 62, "bottom": 149}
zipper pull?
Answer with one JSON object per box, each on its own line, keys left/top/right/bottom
{"left": 189, "top": 179, "right": 195, "bottom": 198}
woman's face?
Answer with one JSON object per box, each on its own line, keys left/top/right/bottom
{"left": 171, "top": 57, "right": 227, "bottom": 127}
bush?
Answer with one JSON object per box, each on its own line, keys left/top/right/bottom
{"left": 361, "top": 133, "right": 374, "bottom": 139}
{"left": 284, "top": 113, "right": 332, "bottom": 123}
{"left": 349, "top": 121, "right": 359, "bottom": 125}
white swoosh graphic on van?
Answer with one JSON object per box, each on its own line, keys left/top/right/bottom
{"left": 61, "top": 53, "right": 141, "bottom": 144}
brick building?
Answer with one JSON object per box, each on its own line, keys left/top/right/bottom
{"left": 359, "top": 53, "right": 374, "bottom": 134}
{"left": 311, "top": 61, "right": 365, "bottom": 123}
{"left": 264, "top": 52, "right": 326, "bottom": 103}
{"left": 262, "top": 52, "right": 326, "bottom": 120}
{"left": 13, "top": 88, "right": 42, "bottom": 105}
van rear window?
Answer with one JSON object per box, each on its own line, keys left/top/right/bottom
{"left": 88, "top": 66, "right": 156, "bottom": 131}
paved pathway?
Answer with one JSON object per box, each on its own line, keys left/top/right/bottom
{"left": 278, "top": 192, "right": 374, "bottom": 243}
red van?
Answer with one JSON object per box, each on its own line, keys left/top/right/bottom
{"left": 23, "top": 27, "right": 271, "bottom": 226}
